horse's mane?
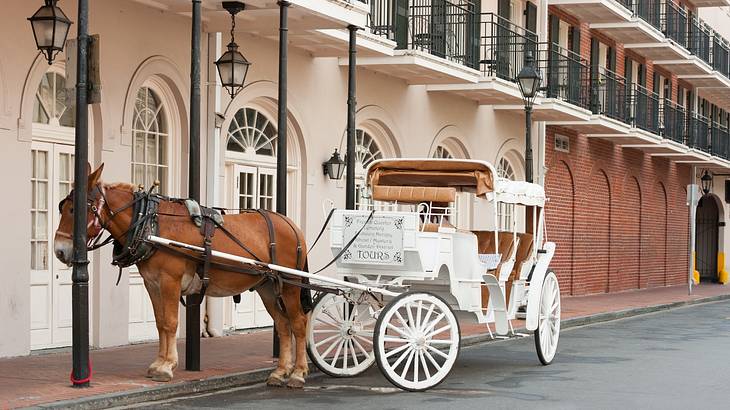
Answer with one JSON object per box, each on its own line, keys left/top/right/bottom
{"left": 105, "top": 182, "right": 136, "bottom": 191}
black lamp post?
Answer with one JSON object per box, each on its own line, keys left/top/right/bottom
{"left": 215, "top": 1, "right": 251, "bottom": 98}
{"left": 28, "top": 0, "right": 72, "bottom": 65}
{"left": 516, "top": 52, "right": 542, "bottom": 184}
{"left": 701, "top": 170, "right": 713, "bottom": 195}
{"left": 323, "top": 149, "right": 346, "bottom": 180}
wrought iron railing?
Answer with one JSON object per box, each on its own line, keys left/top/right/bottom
{"left": 479, "top": 13, "right": 538, "bottom": 81}
{"left": 369, "top": 0, "right": 479, "bottom": 69}
{"left": 590, "top": 69, "right": 629, "bottom": 124}
{"left": 662, "top": 101, "right": 687, "bottom": 144}
{"left": 689, "top": 16, "right": 712, "bottom": 66}
{"left": 712, "top": 124, "right": 730, "bottom": 159}
{"left": 631, "top": 84, "right": 661, "bottom": 135}
{"left": 713, "top": 35, "right": 730, "bottom": 79}
{"left": 687, "top": 113, "right": 712, "bottom": 151}
{"left": 539, "top": 43, "right": 591, "bottom": 109}
{"left": 635, "top": 0, "right": 661, "bottom": 32}
{"left": 663, "top": 0, "right": 688, "bottom": 48}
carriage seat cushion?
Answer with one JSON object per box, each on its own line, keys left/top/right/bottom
{"left": 372, "top": 185, "right": 457, "bottom": 204}
{"left": 473, "top": 230, "right": 517, "bottom": 264}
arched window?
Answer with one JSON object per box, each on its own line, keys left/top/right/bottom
{"left": 497, "top": 157, "right": 516, "bottom": 231}
{"left": 354, "top": 129, "right": 384, "bottom": 209}
{"left": 131, "top": 87, "right": 169, "bottom": 195}
{"left": 227, "top": 107, "right": 277, "bottom": 157}
{"left": 355, "top": 129, "right": 383, "bottom": 172}
{"left": 33, "top": 71, "right": 74, "bottom": 127}
{"left": 432, "top": 145, "right": 454, "bottom": 159}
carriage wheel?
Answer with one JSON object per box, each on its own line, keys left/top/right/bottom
{"left": 374, "top": 291, "right": 460, "bottom": 392}
{"left": 534, "top": 271, "right": 561, "bottom": 365}
{"left": 306, "top": 292, "right": 377, "bottom": 377}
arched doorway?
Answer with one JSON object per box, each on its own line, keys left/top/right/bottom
{"left": 696, "top": 195, "right": 719, "bottom": 283}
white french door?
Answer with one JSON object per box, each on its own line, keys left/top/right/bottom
{"left": 30, "top": 142, "right": 77, "bottom": 349}
{"left": 231, "top": 164, "right": 275, "bottom": 329}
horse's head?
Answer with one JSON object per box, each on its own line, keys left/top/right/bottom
{"left": 54, "top": 163, "right": 106, "bottom": 265}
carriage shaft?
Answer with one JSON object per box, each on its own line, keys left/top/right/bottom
{"left": 146, "top": 235, "right": 399, "bottom": 297}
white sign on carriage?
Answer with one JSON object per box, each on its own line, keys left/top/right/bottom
{"left": 341, "top": 213, "right": 405, "bottom": 266}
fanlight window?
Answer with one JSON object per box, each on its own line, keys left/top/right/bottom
{"left": 131, "top": 87, "right": 169, "bottom": 195}
{"left": 33, "top": 72, "right": 75, "bottom": 127}
{"left": 227, "top": 108, "right": 277, "bottom": 157}
{"left": 355, "top": 129, "right": 383, "bottom": 171}
{"left": 432, "top": 145, "right": 454, "bottom": 159}
{"left": 497, "top": 157, "right": 516, "bottom": 231}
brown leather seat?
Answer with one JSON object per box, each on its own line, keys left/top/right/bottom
{"left": 505, "top": 233, "right": 534, "bottom": 304}
{"left": 474, "top": 230, "right": 518, "bottom": 309}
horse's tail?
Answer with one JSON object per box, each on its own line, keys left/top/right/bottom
{"left": 300, "top": 259, "right": 314, "bottom": 313}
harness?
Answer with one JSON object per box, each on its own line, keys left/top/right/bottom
{"left": 60, "top": 184, "right": 370, "bottom": 313}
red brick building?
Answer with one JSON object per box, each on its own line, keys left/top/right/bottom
{"left": 542, "top": 0, "right": 729, "bottom": 295}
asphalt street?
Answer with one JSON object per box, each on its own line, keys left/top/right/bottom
{"left": 134, "top": 300, "right": 730, "bottom": 410}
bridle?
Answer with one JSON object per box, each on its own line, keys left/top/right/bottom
{"left": 57, "top": 184, "right": 146, "bottom": 250}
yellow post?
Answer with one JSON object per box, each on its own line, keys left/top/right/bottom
{"left": 693, "top": 252, "right": 700, "bottom": 285}
{"left": 719, "top": 252, "right": 729, "bottom": 285}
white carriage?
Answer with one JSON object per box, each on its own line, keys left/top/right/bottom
{"left": 306, "top": 159, "right": 561, "bottom": 391}
{"left": 148, "top": 158, "right": 560, "bottom": 392}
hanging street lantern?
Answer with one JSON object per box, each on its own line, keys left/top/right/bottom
{"left": 701, "top": 170, "right": 713, "bottom": 195}
{"left": 215, "top": 1, "right": 251, "bottom": 98}
{"left": 517, "top": 52, "right": 543, "bottom": 109}
{"left": 28, "top": 0, "right": 73, "bottom": 65}
{"left": 516, "top": 51, "right": 543, "bottom": 183}
{"left": 323, "top": 149, "right": 346, "bottom": 180}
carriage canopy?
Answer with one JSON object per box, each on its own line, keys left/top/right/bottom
{"left": 366, "top": 158, "right": 545, "bottom": 206}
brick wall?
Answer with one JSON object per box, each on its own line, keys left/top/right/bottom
{"left": 545, "top": 126, "right": 691, "bottom": 296}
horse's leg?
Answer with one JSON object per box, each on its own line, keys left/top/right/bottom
{"left": 142, "top": 277, "right": 167, "bottom": 378}
{"left": 281, "top": 283, "right": 309, "bottom": 389}
{"left": 257, "top": 282, "right": 294, "bottom": 387}
{"left": 151, "top": 272, "right": 183, "bottom": 382}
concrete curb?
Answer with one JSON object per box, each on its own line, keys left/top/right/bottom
{"left": 31, "top": 292, "right": 730, "bottom": 410}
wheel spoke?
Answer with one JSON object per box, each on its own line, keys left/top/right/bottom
{"left": 427, "top": 339, "right": 453, "bottom": 346}
{"left": 385, "top": 341, "right": 412, "bottom": 359}
{"left": 419, "top": 303, "right": 436, "bottom": 332}
{"left": 349, "top": 340, "right": 360, "bottom": 366}
{"left": 415, "top": 300, "right": 423, "bottom": 334}
{"left": 313, "top": 329, "right": 340, "bottom": 334}
{"left": 353, "top": 334, "right": 374, "bottom": 345}
{"left": 400, "top": 349, "right": 416, "bottom": 379}
{"left": 323, "top": 309, "right": 342, "bottom": 325}
{"left": 394, "top": 311, "right": 412, "bottom": 334}
{"left": 425, "top": 324, "right": 451, "bottom": 339}
{"left": 425, "top": 344, "right": 449, "bottom": 360}
{"left": 330, "top": 339, "right": 345, "bottom": 367}
{"left": 382, "top": 336, "right": 410, "bottom": 344}
{"left": 315, "top": 318, "right": 341, "bottom": 330}
{"left": 343, "top": 337, "right": 349, "bottom": 369}
{"left": 320, "top": 335, "right": 342, "bottom": 358}
{"left": 423, "top": 349, "right": 442, "bottom": 372}
{"left": 386, "top": 322, "right": 412, "bottom": 339}
{"left": 391, "top": 345, "right": 414, "bottom": 369}
{"left": 419, "top": 351, "right": 431, "bottom": 379}
{"left": 412, "top": 346, "right": 420, "bottom": 382}
{"left": 315, "top": 334, "right": 340, "bottom": 348}
{"left": 352, "top": 336, "right": 370, "bottom": 357}
{"left": 422, "top": 312, "right": 446, "bottom": 335}
{"left": 406, "top": 303, "right": 417, "bottom": 333}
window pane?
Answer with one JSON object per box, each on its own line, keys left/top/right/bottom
{"left": 37, "top": 181, "right": 48, "bottom": 210}
{"left": 33, "top": 95, "right": 50, "bottom": 124}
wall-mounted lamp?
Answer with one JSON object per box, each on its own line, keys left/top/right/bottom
{"left": 28, "top": 0, "right": 72, "bottom": 65}
{"left": 323, "top": 149, "right": 346, "bottom": 180}
{"left": 701, "top": 170, "right": 713, "bottom": 195}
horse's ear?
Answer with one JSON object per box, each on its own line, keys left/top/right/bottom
{"left": 88, "top": 163, "right": 105, "bottom": 190}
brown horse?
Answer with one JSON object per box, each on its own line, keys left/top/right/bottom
{"left": 53, "top": 164, "right": 310, "bottom": 388}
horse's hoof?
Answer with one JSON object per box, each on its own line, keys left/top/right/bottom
{"left": 151, "top": 369, "right": 173, "bottom": 382}
{"left": 266, "top": 375, "right": 286, "bottom": 387}
{"left": 286, "top": 375, "right": 305, "bottom": 389}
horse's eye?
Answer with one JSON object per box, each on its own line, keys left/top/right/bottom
{"left": 69, "top": 207, "right": 74, "bottom": 214}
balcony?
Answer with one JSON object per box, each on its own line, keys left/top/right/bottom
{"left": 623, "top": 1, "right": 690, "bottom": 62}
{"left": 356, "top": 0, "right": 481, "bottom": 84}
{"left": 428, "top": 15, "right": 592, "bottom": 120}
{"left": 549, "top": 0, "right": 634, "bottom": 24}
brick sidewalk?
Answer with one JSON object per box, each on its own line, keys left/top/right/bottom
{"left": 1, "top": 284, "right": 728, "bottom": 409}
